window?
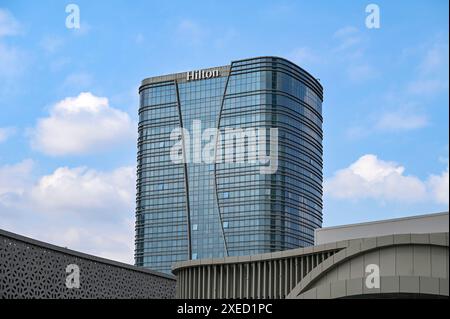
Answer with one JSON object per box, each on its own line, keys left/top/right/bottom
{"left": 192, "top": 224, "right": 198, "bottom": 231}
{"left": 192, "top": 253, "right": 197, "bottom": 260}
{"left": 223, "top": 192, "right": 229, "bottom": 199}
{"left": 223, "top": 221, "right": 229, "bottom": 228}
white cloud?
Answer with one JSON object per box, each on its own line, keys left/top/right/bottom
{"left": 345, "top": 125, "right": 369, "bottom": 140}
{"left": 42, "top": 224, "right": 134, "bottom": 263}
{"left": 30, "top": 165, "right": 135, "bottom": 216}
{"left": 334, "top": 26, "right": 359, "bottom": 38}
{"left": 348, "top": 36, "right": 448, "bottom": 138}
{"left": 71, "top": 21, "right": 91, "bottom": 36}
{"left": 333, "top": 26, "right": 361, "bottom": 52}
{"left": 0, "top": 159, "right": 33, "bottom": 205}
{"left": 0, "top": 9, "right": 20, "bottom": 37}
{"left": 407, "top": 37, "right": 449, "bottom": 96}
{"left": 0, "top": 126, "right": 15, "bottom": 143}
{"left": 427, "top": 164, "right": 449, "bottom": 205}
{"left": 62, "top": 72, "right": 93, "bottom": 89}
{"left": 406, "top": 78, "right": 448, "bottom": 95}
{"left": 40, "top": 35, "right": 64, "bottom": 54}
{"left": 324, "top": 154, "right": 428, "bottom": 202}
{"left": 0, "top": 9, "right": 26, "bottom": 91}
{"left": 376, "top": 112, "right": 428, "bottom": 131}
{"left": 0, "top": 9, "right": 22, "bottom": 75}
{"left": 418, "top": 41, "right": 449, "bottom": 75}
{"left": 345, "top": 109, "right": 428, "bottom": 139}
{"left": 49, "top": 57, "right": 71, "bottom": 72}
{"left": 0, "top": 41, "right": 26, "bottom": 79}
{"left": 176, "top": 19, "right": 206, "bottom": 46}
{"left": 175, "top": 19, "right": 237, "bottom": 50}
{"left": 326, "top": 154, "right": 449, "bottom": 207}
{"left": 213, "top": 28, "right": 238, "bottom": 49}
{"left": 288, "top": 47, "right": 320, "bottom": 70}
{"left": 0, "top": 161, "right": 136, "bottom": 263}
{"left": 30, "top": 92, "right": 135, "bottom": 156}
{"left": 332, "top": 26, "right": 375, "bottom": 82}
{"left": 347, "top": 63, "right": 377, "bottom": 82}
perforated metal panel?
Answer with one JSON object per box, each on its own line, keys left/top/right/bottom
{"left": 0, "top": 230, "right": 176, "bottom": 299}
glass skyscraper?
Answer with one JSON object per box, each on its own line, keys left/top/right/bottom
{"left": 135, "top": 57, "right": 323, "bottom": 273}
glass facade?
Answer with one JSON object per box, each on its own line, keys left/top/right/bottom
{"left": 135, "top": 57, "right": 323, "bottom": 273}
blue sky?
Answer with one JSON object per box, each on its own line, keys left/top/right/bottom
{"left": 0, "top": 0, "right": 448, "bottom": 263}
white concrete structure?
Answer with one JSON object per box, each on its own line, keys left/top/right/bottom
{"left": 173, "top": 212, "right": 449, "bottom": 299}
{"left": 315, "top": 212, "right": 449, "bottom": 245}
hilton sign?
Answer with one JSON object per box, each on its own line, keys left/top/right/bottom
{"left": 186, "top": 69, "right": 220, "bottom": 81}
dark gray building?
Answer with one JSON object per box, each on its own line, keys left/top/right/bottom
{"left": 0, "top": 229, "right": 175, "bottom": 299}
{"left": 136, "top": 57, "right": 324, "bottom": 273}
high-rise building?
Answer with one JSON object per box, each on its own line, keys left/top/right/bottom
{"left": 135, "top": 57, "right": 324, "bottom": 273}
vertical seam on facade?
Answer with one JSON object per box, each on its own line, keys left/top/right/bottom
{"left": 213, "top": 64, "right": 233, "bottom": 256}
{"left": 174, "top": 80, "right": 192, "bottom": 259}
